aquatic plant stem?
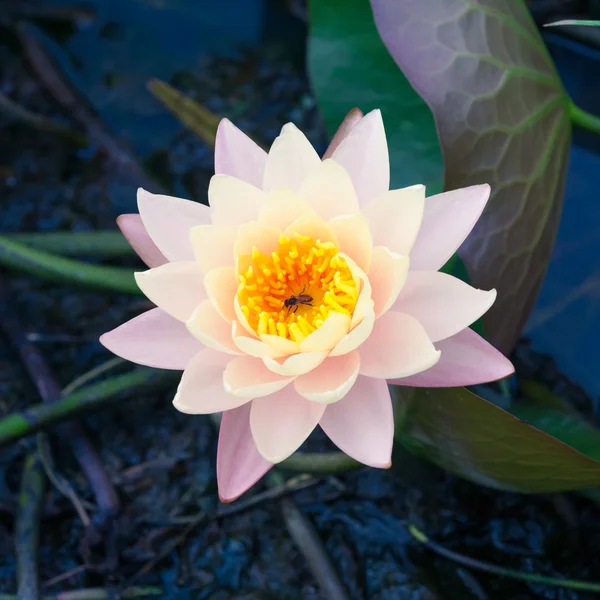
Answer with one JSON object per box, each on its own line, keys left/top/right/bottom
{"left": 569, "top": 101, "right": 600, "bottom": 135}
{"left": 16, "top": 453, "right": 46, "bottom": 600}
{"left": 408, "top": 524, "right": 600, "bottom": 592}
{"left": 0, "top": 368, "right": 173, "bottom": 448}
{"left": 3, "top": 232, "right": 133, "bottom": 258}
{"left": 0, "top": 235, "right": 141, "bottom": 294}
{"left": 280, "top": 451, "right": 361, "bottom": 473}
{"left": 61, "top": 357, "right": 126, "bottom": 396}
{"left": 0, "top": 587, "right": 162, "bottom": 600}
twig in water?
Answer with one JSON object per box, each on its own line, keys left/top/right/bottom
{"left": 281, "top": 496, "right": 350, "bottom": 600}
{"left": 37, "top": 433, "right": 91, "bottom": 527}
{"left": 131, "top": 474, "right": 317, "bottom": 582}
{"left": 17, "top": 22, "right": 165, "bottom": 194}
{"left": 0, "top": 295, "right": 119, "bottom": 566}
{"left": 16, "top": 453, "right": 46, "bottom": 600}
{"left": 0, "top": 92, "right": 86, "bottom": 144}
{"left": 408, "top": 524, "right": 600, "bottom": 593}
{"left": 42, "top": 565, "right": 89, "bottom": 589}
{"left": 0, "top": 2, "right": 96, "bottom": 25}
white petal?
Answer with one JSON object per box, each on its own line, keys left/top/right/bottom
{"left": 392, "top": 271, "right": 496, "bottom": 343}
{"left": 137, "top": 188, "right": 210, "bottom": 262}
{"left": 263, "top": 123, "right": 321, "bottom": 192}
{"left": 330, "top": 109, "right": 389, "bottom": 205}
{"left": 135, "top": 261, "right": 206, "bottom": 322}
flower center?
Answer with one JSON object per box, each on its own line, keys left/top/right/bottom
{"left": 237, "top": 233, "right": 359, "bottom": 343}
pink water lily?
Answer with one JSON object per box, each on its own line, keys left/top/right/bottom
{"left": 101, "top": 109, "right": 514, "bottom": 502}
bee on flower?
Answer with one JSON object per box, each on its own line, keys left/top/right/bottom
{"left": 101, "top": 109, "right": 513, "bottom": 502}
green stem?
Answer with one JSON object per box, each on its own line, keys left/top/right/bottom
{"left": 0, "top": 368, "right": 175, "bottom": 449}
{"left": 0, "top": 587, "right": 162, "bottom": 600}
{"left": 16, "top": 453, "right": 46, "bottom": 600}
{"left": 279, "top": 452, "right": 361, "bottom": 473}
{"left": 61, "top": 357, "right": 126, "bottom": 396}
{"left": 3, "top": 232, "right": 133, "bottom": 258}
{"left": 0, "top": 235, "right": 141, "bottom": 294}
{"left": 569, "top": 101, "right": 600, "bottom": 135}
{"left": 408, "top": 524, "right": 600, "bottom": 592}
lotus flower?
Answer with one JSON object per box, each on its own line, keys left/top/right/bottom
{"left": 101, "top": 109, "right": 514, "bottom": 501}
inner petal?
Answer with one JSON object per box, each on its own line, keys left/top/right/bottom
{"left": 236, "top": 232, "right": 360, "bottom": 344}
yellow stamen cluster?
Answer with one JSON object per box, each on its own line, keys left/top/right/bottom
{"left": 237, "top": 233, "right": 359, "bottom": 343}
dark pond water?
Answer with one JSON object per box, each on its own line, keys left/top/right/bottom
{"left": 527, "top": 32, "right": 600, "bottom": 399}
{"left": 2, "top": 2, "right": 600, "bottom": 599}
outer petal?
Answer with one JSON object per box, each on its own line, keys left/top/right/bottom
{"left": 390, "top": 328, "right": 514, "bottom": 387}
{"left": 393, "top": 271, "right": 497, "bottom": 343}
{"left": 250, "top": 389, "right": 326, "bottom": 462}
{"left": 204, "top": 266, "right": 237, "bottom": 323}
{"left": 330, "top": 109, "right": 389, "bottom": 206}
{"left": 223, "top": 356, "right": 294, "bottom": 399}
{"left": 190, "top": 225, "right": 236, "bottom": 273}
{"left": 294, "top": 351, "right": 360, "bottom": 403}
{"left": 319, "top": 376, "right": 393, "bottom": 467}
{"left": 330, "top": 302, "right": 375, "bottom": 357}
{"left": 263, "top": 123, "right": 321, "bottom": 192}
{"left": 298, "top": 159, "right": 359, "bottom": 220}
{"left": 173, "top": 349, "right": 246, "bottom": 414}
{"left": 208, "top": 175, "right": 266, "bottom": 227}
{"left": 215, "top": 118, "right": 267, "bottom": 188}
{"left": 187, "top": 300, "right": 240, "bottom": 354}
{"left": 359, "top": 311, "right": 440, "bottom": 379}
{"left": 217, "top": 403, "right": 273, "bottom": 502}
{"left": 100, "top": 308, "right": 203, "bottom": 369}
{"left": 116, "top": 214, "right": 167, "bottom": 268}
{"left": 410, "top": 184, "right": 491, "bottom": 271}
{"left": 263, "top": 351, "right": 327, "bottom": 376}
{"left": 328, "top": 214, "right": 373, "bottom": 273}
{"left": 362, "top": 185, "right": 425, "bottom": 256}
{"left": 368, "top": 247, "right": 409, "bottom": 318}
{"left": 135, "top": 261, "right": 206, "bottom": 322}
{"left": 137, "top": 188, "right": 210, "bottom": 262}
{"left": 323, "top": 108, "right": 364, "bottom": 159}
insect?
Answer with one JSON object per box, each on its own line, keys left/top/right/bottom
{"left": 284, "top": 286, "right": 314, "bottom": 313}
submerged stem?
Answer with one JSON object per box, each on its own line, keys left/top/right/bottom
{"left": 0, "top": 236, "right": 141, "bottom": 294}
{"left": 280, "top": 451, "right": 361, "bottom": 473}
{"left": 16, "top": 453, "right": 46, "bottom": 600}
{"left": 569, "top": 101, "right": 600, "bottom": 135}
{"left": 0, "top": 368, "right": 175, "bottom": 448}
{"left": 3, "top": 231, "right": 133, "bottom": 258}
{"left": 408, "top": 524, "right": 600, "bottom": 592}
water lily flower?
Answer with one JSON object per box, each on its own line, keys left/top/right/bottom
{"left": 101, "top": 109, "right": 514, "bottom": 502}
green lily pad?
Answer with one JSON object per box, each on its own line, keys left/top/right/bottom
{"left": 370, "top": 0, "right": 571, "bottom": 355}
{"left": 393, "top": 386, "right": 600, "bottom": 493}
{"left": 509, "top": 405, "right": 600, "bottom": 461}
{"left": 308, "top": 0, "right": 443, "bottom": 193}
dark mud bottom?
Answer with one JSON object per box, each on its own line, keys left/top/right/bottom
{"left": 1, "top": 20, "right": 600, "bottom": 600}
